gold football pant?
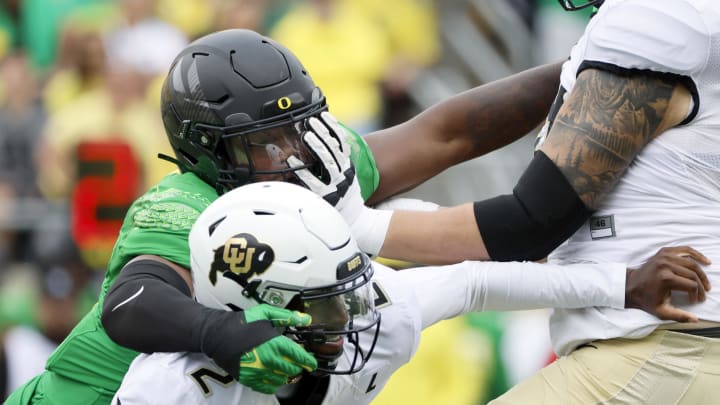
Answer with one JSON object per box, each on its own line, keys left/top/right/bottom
{"left": 490, "top": 329, "right": 720, "bottom": 405}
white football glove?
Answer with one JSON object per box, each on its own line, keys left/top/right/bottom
{"left": 289, "top": 112, "right": 391, "bottom": 256}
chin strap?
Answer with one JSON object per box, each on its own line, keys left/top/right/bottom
{"left": 157, "top": 153, "right": 187, "bottom": 171}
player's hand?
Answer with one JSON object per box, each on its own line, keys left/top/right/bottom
{"left": 625, "top": 246, "right": 711, "bottom": 322}
{"left": 289, "top": 112, "right": 391, "bottom": 256}
{"left": 289, "top": 112, "right": 356, "bottom": 207}
{"left": 244, "top": 304, "right": 313, "bottom": 327}
{"left": 238, "top": 305, "right": 317, "bottom": 394}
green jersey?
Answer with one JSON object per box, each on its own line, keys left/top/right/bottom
{"left": 6, "top": 129, "right": 379, "bottom": 404}
{"left": 27, "top": 173, "right": 216, "bottom": 403}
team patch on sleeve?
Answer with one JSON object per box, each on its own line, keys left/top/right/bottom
{"left": 590, "top": 215, "right": 616, "bottom": 240}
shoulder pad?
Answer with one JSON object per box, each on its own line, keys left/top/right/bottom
{"left": 584, "top": 0, "right": 708, "bottom": 76}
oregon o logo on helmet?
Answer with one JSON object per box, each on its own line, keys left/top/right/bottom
{"left": 277, "top": 96, "right": 292, "bottom": 110}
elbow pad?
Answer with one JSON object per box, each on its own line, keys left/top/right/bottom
{"left": 102, "top": 259, "right": 196, "bottom": 352}
{"left": 102, "top": 259, "right": 278, "bottom": 377}
{"left": 473, "top": 151, "right": 593, "bottom": 261}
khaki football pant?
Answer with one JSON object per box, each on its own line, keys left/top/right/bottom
{"left": 489, "top": 330, "right": 720, "bottom": 405}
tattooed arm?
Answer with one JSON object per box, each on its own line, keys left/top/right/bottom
{"left": 368, "top": 68, "right": 691, "bottom": 265}
{"left": 365, "top": 62, "right": 562, "bottom": 205}
{"left": 539, "top": 68, "right": 692, "bottom": 209}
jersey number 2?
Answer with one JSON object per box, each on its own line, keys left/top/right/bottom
{"left": 71, "top": 140, "right": 140, "bottom": 268}
{"left": 190, "top": 368, "right": 234, "bottom": 396}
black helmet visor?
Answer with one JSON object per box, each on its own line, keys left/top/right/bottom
{"left": 224, "top": 118, "right": 320, "bottom": 184}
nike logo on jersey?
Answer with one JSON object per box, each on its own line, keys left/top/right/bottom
{"left": 111, "top": 285, "right": 145, "bottom": 312}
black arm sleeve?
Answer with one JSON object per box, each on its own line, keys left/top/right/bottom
{"left": 101, "top": 259, "right": 279, "bottom": 378}
{"left": 473, "top": 151, "right": 594, "bottom": 262}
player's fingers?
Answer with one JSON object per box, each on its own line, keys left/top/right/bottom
{"left": 308, "top": 117, "right": 341, "bottom": 153}
{"left": 655, "top": 303, "right": 699, "bottom": 323}
{"left": 669, "top": 245, "right": 712, "bottom": 266}
{"left": 303, "top": 131, "right": 340, "bottom": 174}
{"left": 666, "top": 263, "right": 706, "bottom": 302}
{"left": 291, "top": 165, "right": 326, "bottom": 191}
{"left": 678, "top": 254, "right": 711, "bottom": 292}
{"left": 665, "top": 253, "right": 711, "bottom": 290}
{"left": 660, "top": 274, "right": 700, "bottom": 303}
{"left": 252, "top": 385, "right": 275, "bottom": 395}
{"left": 309, "top": 117, "right": 345, "bottom": 167}
{"left": 273, "top": 359, "right": 303, "bottom": 378}
{"left": 288, "top": 311, "right": 312, "bottom": 327}
{"left": 260, "top": 374, "right": 287, "bottom": 393}
{"left": 320, "top": 111, "right": 350, "bottom": 154}
{"left": 278, "top": 341, "right": 318, "bottom": 372}
{"left": 687, "top": 284, "right": 699, "bottom": 305}
{"left": 260, "top": 306, "right": 312, "bottom": 328}
{"left": 659, "top": 246, "right": 712, "bottom": 291}
{"left": 308, "top": 116, "right": 331, "bottom": 139}
{"left": 243, "top": 373, "right": 285, "bottom": 394}
{"left": 287, "top": 155, "right": 305, "bottom": 169}
{"left": 256, "top": 344, "right": 305, "bottom": 378}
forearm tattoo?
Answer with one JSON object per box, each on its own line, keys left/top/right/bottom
{"left": 540, "top": 68, "right": 676, "bottom": 209}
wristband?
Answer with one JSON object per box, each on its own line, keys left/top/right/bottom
{"left": 375, "top": 197, "right": 440, "bottom": 212}
{"left": 350, "top": 208, "right": 393, "bottom": 257}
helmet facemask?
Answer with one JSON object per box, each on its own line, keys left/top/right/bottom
{"left": 225, "top": 252, "right": 381, "bottom": 376}
{"left": 557, "top": 0, "right": 604, "bottom": 11}
{"left": 220, "top": 113, "right": 327, "bottom": 190}
{"left": 273, "top": 254, "right": 381, "bottom": 375}
{"left": 175, "top": 103, "right": 329, "bottom": 195}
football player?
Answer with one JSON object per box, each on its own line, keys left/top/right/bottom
{"left": 113, "top": 181, "right": 710, "bottom": 404}
{"left": 4, "top": 28, "right": 565, "bottom": 404}
{"left": 298, "top": 0, "right": 720, "bottom": 402}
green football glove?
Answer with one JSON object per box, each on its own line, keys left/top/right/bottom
{"left": 239, "top": 304, "right": 318, "bottom": 394}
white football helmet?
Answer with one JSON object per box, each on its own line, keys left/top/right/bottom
{"left": 189, "top": 181, "right": 380, "bottom": 374}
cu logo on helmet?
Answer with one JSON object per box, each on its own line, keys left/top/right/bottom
{"left": 209, "top": 233, "right": 274, "bottom": 286}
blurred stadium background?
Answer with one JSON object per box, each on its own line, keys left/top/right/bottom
{"left": 0, "top": 0, "right": 590, "bottom": 402}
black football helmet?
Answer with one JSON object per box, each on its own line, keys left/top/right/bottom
{"left": 557, "top": 0, "right": 604, "bottom": 11}
{"left": 160, "top": 29, "right": 327, "bottom": 193}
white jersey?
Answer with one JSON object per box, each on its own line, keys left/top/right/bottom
{"left": 114, "top": 259, "right": 626, "bottom": 404}
{"left": 536, "top": 0, "right": 720, "bottom": 355}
